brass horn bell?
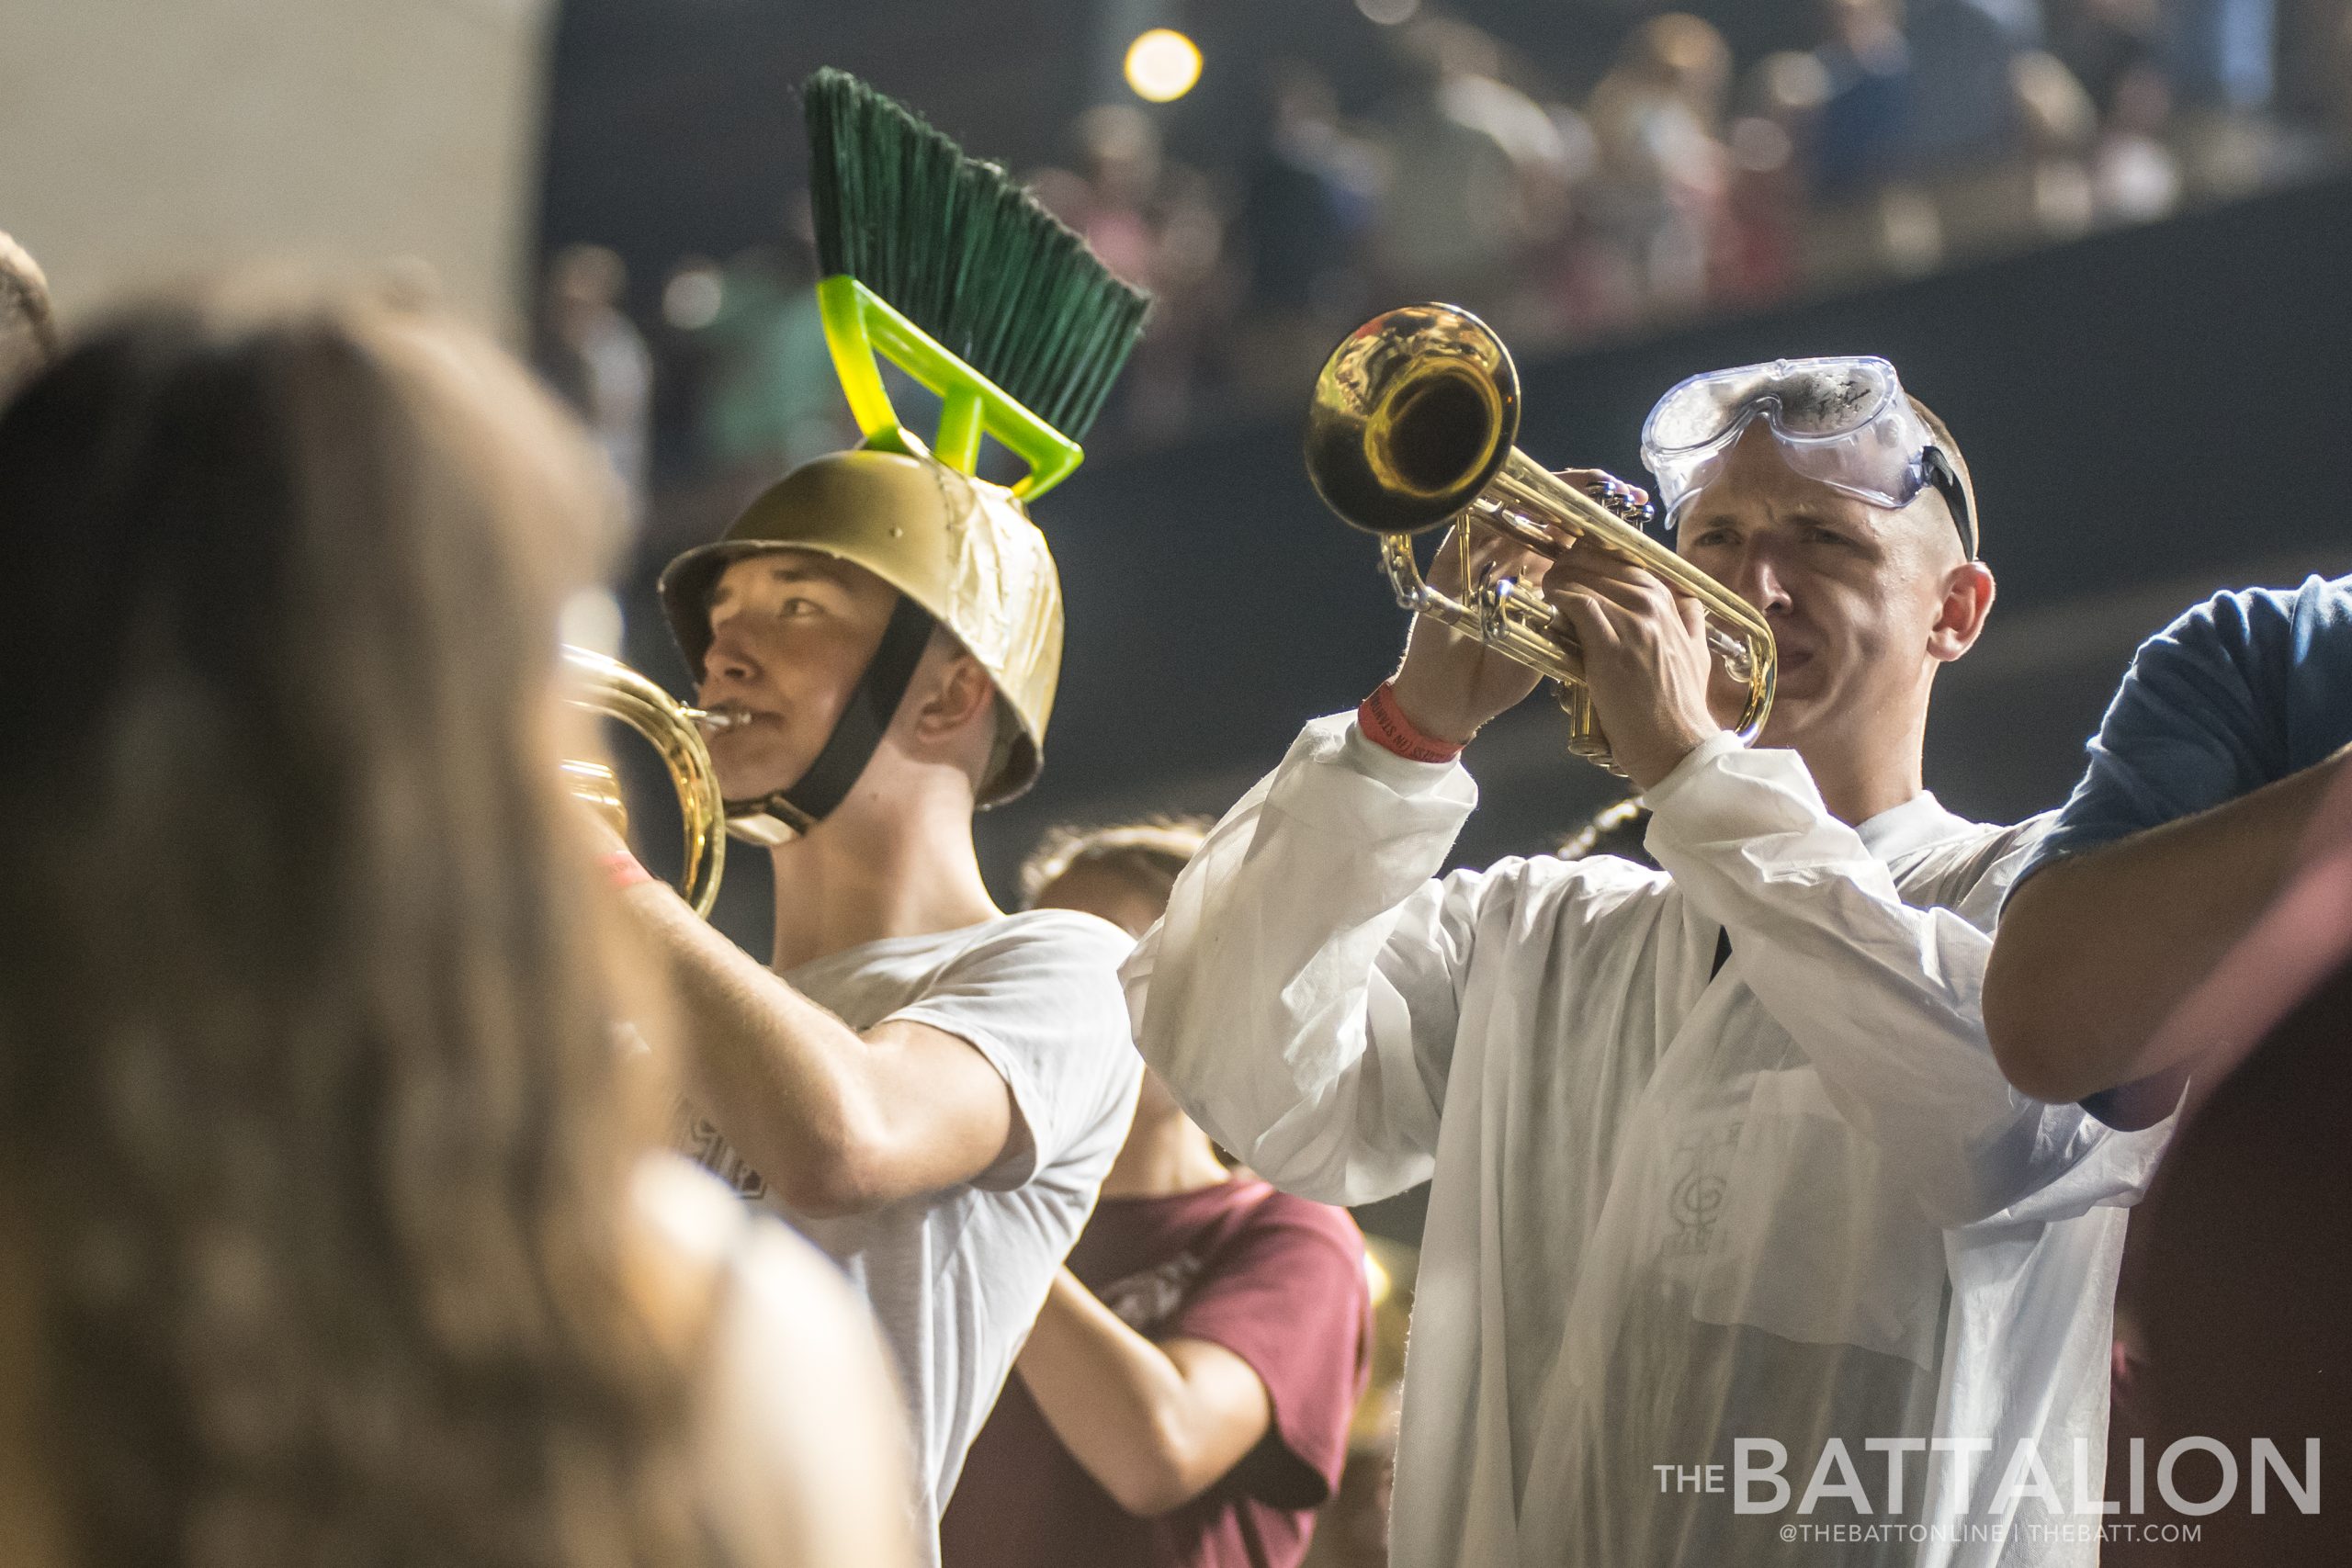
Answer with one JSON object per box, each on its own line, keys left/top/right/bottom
{"left": 1305, "top": 302, "right": 1775, "bottom": 773}
{"left": 561, "top": 646, "right": 728, "bottom": 919}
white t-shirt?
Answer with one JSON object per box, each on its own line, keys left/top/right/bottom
{"left": 680, "top": 909, "right": 1141, "bottom": 1557}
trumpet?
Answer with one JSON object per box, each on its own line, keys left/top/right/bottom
{"left": 561, "top": 646, "right": 729, "bottom": 918}
{"left": 1305, "top": 302, "right": 1775, "bottom": 772}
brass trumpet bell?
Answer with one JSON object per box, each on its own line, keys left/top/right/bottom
{"left": 1305, "top": 302, "right": 1776, "bottom": 772}
{"left": 561, "top": 646, "right": 728, "bottom": 919}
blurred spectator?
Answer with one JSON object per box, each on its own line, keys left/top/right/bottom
{"left": 2052, "top": 0, "right": 2167, "bottom": 115}
{"left": 2010, "top": 49, "right": 2103, "bottom": 234}
{"left": 1234, "top": 64, "right": 1383, "bottom": 393}
{"left": 1243, "top": 66, "right": 1382, "bottom": 319}
{"left": 1713, "top": 51, "right": 1830, "bottom": 306}
{"left": 645, "top": 254, "right": 723, "bottom": 493}
{"left": 2165, "top": 0, "right": 2275, "bottom": 111}
{"left": 1035, "top": 107, "right": 1236, "bottom": 438}
{"left": 1814, "top": 0, "right": 1917, "bottom": 194}
{"left": 0, "top": 288, "right": 917, "bottom": 1568}
{"left": 694, "top": 240, "right": 849, "bottom": 482}
{"left": 535, "top": 243, "right": 653, "bottom": 514}
{"left": 1902, "top": 0, "right": 2029, "bottom": 175}
{"left": 1583, "top": 13, "right": 1734, "bottom": 321}
{"left": 1367, "top": 17, "right": 1576, "bottom": 317}
{"left": 2093, "top": 58, "right": 2187, "bottom": 218}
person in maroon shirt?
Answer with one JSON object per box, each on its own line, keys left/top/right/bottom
{"left": 941, "top": 820, "right": 1374, "bottom": 1568}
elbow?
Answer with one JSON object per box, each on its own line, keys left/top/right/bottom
{"left": 1102, "top": 1469, "right": 1197, "bottom": 1520}
{"left": 775, "top": 1163, "right": 882, "bottom": 1223}
{"left": 1983, "top": 888, "right": 2098, "bottom": 1105}
{"left": 760, "top": 1110, "right": 896, "bottom": 1221}
{"left": 1982, "top": 952, "right": 2070, "bottom": 1102}
{"left": 1101, "top": 1424, "right": 1220, "bottom": 1518}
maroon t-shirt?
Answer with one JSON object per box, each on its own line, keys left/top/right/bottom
{"left": 940, "top": 1175, "right": 1372, "bottom": 1568}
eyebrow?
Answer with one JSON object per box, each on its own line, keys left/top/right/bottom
{"left": 709, "top": 559, "right": 849, "bottom": 602}
{"left": 758, "top": 560, "right": 847, "bottom": 585}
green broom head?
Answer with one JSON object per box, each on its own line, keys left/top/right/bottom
{"left": 805, "top": 67, "right": 1151, "bottom": 496}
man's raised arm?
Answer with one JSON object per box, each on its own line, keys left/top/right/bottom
{"left": 623, "top": 880, "right": 1016, "bottom": 1218}
{"left": 1125, "top": 715, "right": 1479, "bottom": 1206}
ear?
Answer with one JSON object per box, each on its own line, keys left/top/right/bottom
{"left": 906, "top": 641, "right": 998, "bottom": 743}
{"left": 1927, "top": 560, "right": 1995, "bottom": 663}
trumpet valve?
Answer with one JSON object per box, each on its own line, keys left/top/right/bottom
{"left": 1583, "top": 477, "right": 1659, "bottom": 530}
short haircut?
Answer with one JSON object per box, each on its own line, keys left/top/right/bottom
{"left": 1020, "top": 816, "right": 1212, "bottom": 909}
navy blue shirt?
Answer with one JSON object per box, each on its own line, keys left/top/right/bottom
{"left": 2018, "top": 574, "right": 2352, "bottom": 1123}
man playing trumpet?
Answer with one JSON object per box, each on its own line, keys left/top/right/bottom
{"left": 1127, "top": 355, "right": 2165, "bottom": 1566}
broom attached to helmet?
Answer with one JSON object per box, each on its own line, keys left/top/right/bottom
{"left": 659, "top": 70, "right": 1150, "bottom": 842}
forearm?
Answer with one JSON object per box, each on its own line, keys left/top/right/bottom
{"left": 1984, "top": 749, "right": 2350, "bottom": 1103}
{"left": 621, "top": 884, "right": 879, "bottom": 1214}
{"left": 1128, "top": 716, "right": 1471, "bottom": 1203}
{"left": 1014, "top": 1270, "right": 1261, "bottom": 1517}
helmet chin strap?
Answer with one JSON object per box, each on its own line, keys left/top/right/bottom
{"left": 726, "top": 593, "right": 937, "bottom": 838}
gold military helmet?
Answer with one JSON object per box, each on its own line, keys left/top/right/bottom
{"left": 658, "top": 448, "right": 1064, "bottom": 829}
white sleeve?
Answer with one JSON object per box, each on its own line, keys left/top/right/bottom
{"left": 1643, "top": 736, "right": 2167, "bottom": 1229}
{"left": 1122, "top": 713, "right": 1483, "bottom": 1206}
{"left": 886, "top": 912, "right": 1141, "bottom": 1192}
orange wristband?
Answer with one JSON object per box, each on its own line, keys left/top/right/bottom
{"left": 1358, "top": 681, "right": 1466, "bottom": 764}
{"left": 601, "top": 849, "right": 655, "bottom": 890}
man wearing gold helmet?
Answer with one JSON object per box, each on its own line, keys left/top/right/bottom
{"left": 613, "top": 446, "right": 1143, "bottom": 1560}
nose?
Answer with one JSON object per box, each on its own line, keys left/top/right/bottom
{"left": 701, "top": 616, "right": 760, "bottom": 689}
{"left": 1724, "top": 544, "right": 1794, "bottom": 619}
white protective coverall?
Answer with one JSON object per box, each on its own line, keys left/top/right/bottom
{"left": 1125, "top": 717, "right": 2170, "bottom": 1568}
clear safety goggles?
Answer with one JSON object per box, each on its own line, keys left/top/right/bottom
{"left": 1639, "top": 356, "right": 1974, "bottom": 557}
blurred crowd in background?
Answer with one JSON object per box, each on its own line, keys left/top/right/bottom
{"left": 534, "top": 0, "right": 2352, "bottom": 567}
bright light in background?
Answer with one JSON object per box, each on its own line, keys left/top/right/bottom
{"left": 1124, "top": 28, "right": 1202, "bottom": 103}
{"left": 1356, "top": 0, "right": 1421, "bottom": 24}
{"left": 1363, "top": 1248, "right": 1391, "bottom": 1307}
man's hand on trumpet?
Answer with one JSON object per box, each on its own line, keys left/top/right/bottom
{"left": 1385, "top": 468, "right": 1634, "bottom": 747}
{"left": 1541, "top": 485, "right": 1726, "bottom": 793}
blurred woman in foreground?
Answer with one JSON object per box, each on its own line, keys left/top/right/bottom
{"left": 0, "top": 288, "right": 913, "bottom": 1568}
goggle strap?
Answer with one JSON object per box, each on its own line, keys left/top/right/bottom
{"left": 1921, "top": 446, "right": 1975, "bottom": 559}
